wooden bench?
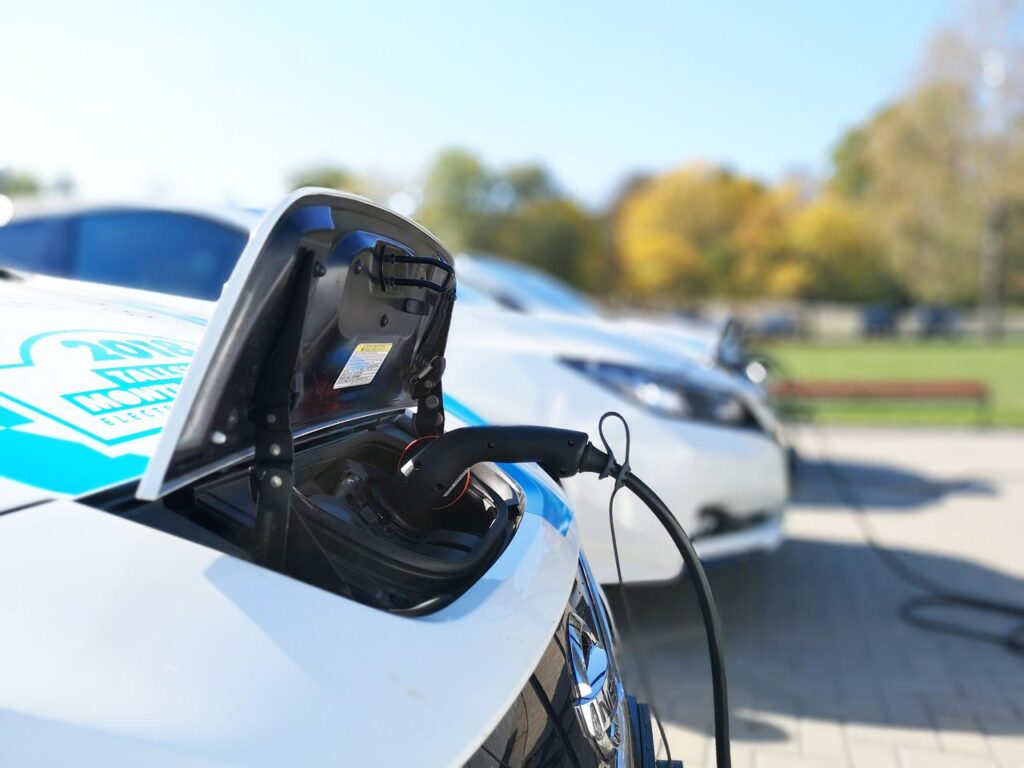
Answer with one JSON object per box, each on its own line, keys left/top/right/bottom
{"left": 771, "top": 379, "right": 990, "bottom": 424}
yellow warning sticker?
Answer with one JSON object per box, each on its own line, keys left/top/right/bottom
{"left": 333, "top": 342, "right": 393, "bottom": 389}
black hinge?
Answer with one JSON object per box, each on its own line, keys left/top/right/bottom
{"left": 250, "top": 248, "right": 318, "bottom": 568}
{"left": 410, "top": 356, "right": 446, "bottom": 437}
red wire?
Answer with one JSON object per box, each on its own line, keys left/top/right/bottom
{"left": 431, "top": 472, "right": 471, "bottom": 509}
{"left": 397, "top": 435, "right": 471, "bottom": 510}
{"left": 397, "top": 435, "right": 438, "bottom": 469}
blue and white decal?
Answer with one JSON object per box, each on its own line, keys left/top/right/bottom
{"left": 0, "top": 330, "right": 196, "bottom": 445}
{"left": 0, "top": 326, "right": 199, "bottom": 495}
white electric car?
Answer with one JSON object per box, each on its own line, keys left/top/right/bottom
{"left": 0, "top": 190, "right": 666, "bottom": 767}
{"left": 445, "top": 289, "right": 788, "bottom": 584}
{"left": 454, "top": 253, "right": 765, "bottom": 395}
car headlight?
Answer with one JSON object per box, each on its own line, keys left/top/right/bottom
{"left": 562, "top": 358, "right": 756, "bottom": 428}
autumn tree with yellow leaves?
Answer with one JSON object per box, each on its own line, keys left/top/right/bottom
{"left": 614, "top": 164, "right": 766, "bottom": 299}
{"left": 614, "top": 164, "right": 903, "bottom": 303}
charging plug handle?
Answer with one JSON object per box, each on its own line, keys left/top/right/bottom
{"left": 394, "top": 426, "right": 604, "bottom": 529}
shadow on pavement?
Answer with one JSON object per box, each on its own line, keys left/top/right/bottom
{"left": 791, "top": 457, "right": 995, "bottom": 511}
{"left": 607, "top": 538, "right": 1024, "bottom": 742}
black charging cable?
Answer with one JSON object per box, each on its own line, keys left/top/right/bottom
{"left": 396, "top": 421, "right": 733, "bottom": 768}
{"left": 596, "top": 412, "right": 673, "bottom": 763}
{"left": 613, "top": 460, "right": 732, "bottom": 768}
{"left": 767, "top": 347, "right": 1024, "bottom": 655}
{"left": 807, "top": 427, "right": 1024, "bottom": 655}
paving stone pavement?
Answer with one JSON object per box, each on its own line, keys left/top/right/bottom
{"left": 612, "top": 427, "right": 1024, "bottom": 768}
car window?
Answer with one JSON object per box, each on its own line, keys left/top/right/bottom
{"left": 454, "top": 280, "right": 501, "bottom": 307}
{"left": 71, "top": 211, "right": 247, "bottom": 300}
{"left": 0, "top": 219, "right": 66, "bottom": 275}
{"left": 507, "top": 270, "right": 599, "bottom": 317}
{"left": 468, "top": 259, "right": 600, "bottom": 317}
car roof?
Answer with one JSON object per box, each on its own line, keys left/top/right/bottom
{"left": 0, "top": 272, "right": 211, "bottom": 508}
{"left": 6, "top": 197, "right": 262, "bottom": 233}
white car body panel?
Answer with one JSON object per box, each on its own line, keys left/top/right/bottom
{"left": 445, "top": 304, "right": 788, "bottom": 583}
{"left": 0, "top": 476, "right": 52, "bottom": 509}
{"left": 0, "top": 498, "right": 578, "bottom": 768}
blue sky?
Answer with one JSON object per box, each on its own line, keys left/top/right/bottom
{"left": 1, "top": 1, "right": 954, "bottom": 208}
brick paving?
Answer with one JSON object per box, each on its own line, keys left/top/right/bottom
{"left": 614, "top": 427, "right": 1024, "bottom": 767}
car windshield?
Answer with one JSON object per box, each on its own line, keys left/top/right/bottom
{"left": 72, "top": 211, "right": 248, "bottom": 300}
{"left": 458, "top": 257, "right": 600, "bottom": 318}
{"left": 454, "top": 280, "right": 502, "bottom": 307}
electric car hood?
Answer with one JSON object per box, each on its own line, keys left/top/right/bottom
{"left": 615, "top": 315, "right": 718, "bottom": 361}
{"left": 138, "top": 188, "right": 454, "bottom": 499}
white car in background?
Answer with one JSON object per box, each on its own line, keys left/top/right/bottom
{"left": 454, "top": 253, "right": 768, "bottom": 396}
{"left": 447, "top": 284, "right": 789, "bottom": 584}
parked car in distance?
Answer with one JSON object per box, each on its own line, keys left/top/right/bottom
{"left": 0, "top": 190, "right": 651, "bottom": 766}
{"left": 915, "top": 304, "right": 961, "bottom": 338}
{"left": 752, "top": 310, "right": 801, "bottom": 339}
{"left": 455, "top": 253, "right": 773, "bottom": 397}
{"left": 861, "top": 303, "right": 902, "bottom": 338}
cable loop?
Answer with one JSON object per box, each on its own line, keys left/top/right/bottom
{"left": 597, "top": 411, "right": 631, "bottom": 491}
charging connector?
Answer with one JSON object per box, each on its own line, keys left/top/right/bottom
{"left": 393, "top": 426, "right": 594, "bottom": 531}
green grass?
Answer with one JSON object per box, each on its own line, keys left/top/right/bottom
{"left": 761, "top": 340, "right": 1024, "bottom": 427}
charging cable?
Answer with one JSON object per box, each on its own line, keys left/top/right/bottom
{"left": 762, "top": 354, "right": 1023, "bottom": 653}
{"left": 807, "top": 426, "right": 1024, "bottom": 655}
{"left": 598, "top": 412, "right": 673, "bottom": 763}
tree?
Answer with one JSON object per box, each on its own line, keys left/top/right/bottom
{"left": 997, "top": 189, "right": 1024, "bottom": 302}
{"left": 827, "top": 1, "right": 1024, "bottom": 322}
{"left": 829, "top": 125, "right": 874, "bottom": 200}
{"left": 614, "top": 164, "right": 766, "bottom": 298}
{"left": 783, "top": 196, "right": 905, "bottom": 302}
{"left": 416, "top": 148, "right": 497, "bottom": 252}
{"left": 849, "top": 82, "right": 983, "bottom": 303}
{"left": 416, "top": 148, "right": 611, "bottom": 291}
{"left": 501, "top": 164, "right": 559, "bottom": 204}
{"left": 733, "top": 181, "right": 812, "bottom": 298}
{"left": 492, "top": 198, "right": 603, "bottom": 289}
{"left": 0, "top": 170, "right": 41, "bottom": 197}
